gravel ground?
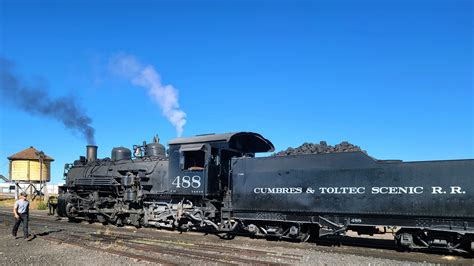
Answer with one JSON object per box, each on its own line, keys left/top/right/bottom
{"left": 0, "top": 220, "right": 149, "bottom": 265}
{"left": 0, "top": 208, "right": 468, "bottom": 265}
{"left": 0, "top": 227, "right": 408, "bottom": 266}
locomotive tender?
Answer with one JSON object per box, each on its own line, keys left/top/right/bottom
{"left": 58, "top": 132, "right": 474, "bottom": 254}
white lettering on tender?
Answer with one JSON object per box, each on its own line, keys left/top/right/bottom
{"left": 371, "top": 186, "right": 423, "bottom": 194}
{"left": 253, "top": 187, "right": 303, "bottom": 194}
{"left": 252, "top": 185, "right": 465, "bottom": 195}
{"left": 432, "top": 186, "right": 445, "bottom": 194}
{"left": 318, "top": 187, "right": 365, "bottom": 194}
{"left": 450, "top": 186, "right": 465, "bottom": 194}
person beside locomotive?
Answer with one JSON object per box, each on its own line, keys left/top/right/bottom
{"left": 12, "top": 192, "right": 30, "bottom": 240}
{"left": 48, "top": 195, "right": 58, "bottom": 215}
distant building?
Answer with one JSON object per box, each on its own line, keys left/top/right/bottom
{"left": 8, "top": 146, "right": 54, "bottom": 182}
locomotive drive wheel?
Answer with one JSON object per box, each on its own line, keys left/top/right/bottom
{"left": 218, "top": 233, "right": 236, "bottom": 240}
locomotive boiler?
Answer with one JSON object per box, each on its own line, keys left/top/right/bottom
{"left": 58, "top": 132, "right": 474, "bottom": 254}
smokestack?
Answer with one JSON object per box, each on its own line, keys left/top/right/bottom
{"left": 86, "top": 145, "right": 98, "bottom": 162}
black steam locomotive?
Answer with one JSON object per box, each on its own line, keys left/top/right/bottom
{"left": 58, "top": 132, "right": 474, "bottom": 254}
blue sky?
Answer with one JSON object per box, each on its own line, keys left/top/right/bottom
{"left": 0, "top": 0, "right": 472, "bottom": 184}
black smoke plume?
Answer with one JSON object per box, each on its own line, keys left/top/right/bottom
{"left": 0, "top": 57, "right": 95, "bottom": 144}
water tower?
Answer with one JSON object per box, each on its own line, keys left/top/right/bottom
{"left": 8, "top": 146, "right": 54, "bottom": 199}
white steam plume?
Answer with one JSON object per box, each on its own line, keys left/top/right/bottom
{"left": 109, "top": 54, "right": 186, "bottom": 137}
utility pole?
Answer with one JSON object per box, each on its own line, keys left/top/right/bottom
{"left": 36, "top": 151, "right": 45, "bottom": 201}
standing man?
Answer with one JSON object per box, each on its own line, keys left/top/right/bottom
{"left": 12, "top": 192, "right": 30, "bottom": 240}
{"left": 47, "top": 195, "right": 58, "bottom": 215}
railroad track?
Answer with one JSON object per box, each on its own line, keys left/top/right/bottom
{"left": 0, "top": 209, "right": 299, "bottom": 265}
{"left": 88, "top": 232, "right": 302, "bottom": 262}
{"left": 42, "top": 234, "right": 177, "bottom": 265}
{"left": 87, "top": 233, "right": 300, "bottom": 264}
{"left": 0, "top": 209, "right": 471, "bottom": 264}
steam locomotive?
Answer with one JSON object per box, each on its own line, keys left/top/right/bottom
{"left": 58, "top": 132, "right": 474, "bottom": 254}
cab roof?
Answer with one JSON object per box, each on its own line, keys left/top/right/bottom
{"left": 168, "top": 132, "right": 275, "bottom": 153}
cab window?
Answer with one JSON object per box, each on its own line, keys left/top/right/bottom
{"left": 182, "top": 150, "right": 205, "bottom": 170}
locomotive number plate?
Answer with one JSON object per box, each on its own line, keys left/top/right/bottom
{"left": 172, "top": 175, "right": 202, "bottom": 189}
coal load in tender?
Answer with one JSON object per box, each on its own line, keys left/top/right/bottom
{"left": 273, "top": 141, "right": 367, "bottom": 156}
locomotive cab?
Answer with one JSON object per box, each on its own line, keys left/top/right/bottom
{"left": 167, "top": 132, "right": 274, "bottom": 198}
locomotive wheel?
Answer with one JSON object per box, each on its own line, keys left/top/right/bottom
{"left": 86, "top": 214, "right": 97, "bottom": 224}
{"left": 298, "top": 225, "right": 316, "bottom": 242}
{"left": 395, "top": 229, "right": 429, "bottom": 251}
{"left": 285, "top": 224, "right": 312, "bottom": 242}
{"left": 115, "top": 217, "right": 124, "bottom": 227}
{"left": 218, "top": 233, "right": 236, "bottom": 240}
{"left": 288, "top": 230, "right": 311, "bottom": 242}
{"left": 300, "top": 232, "right": 311, "bottom": 242}
{"left": 65, "top": 203, "right": 79, "bottom": 221}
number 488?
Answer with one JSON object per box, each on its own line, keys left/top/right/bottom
{"left": 172, "top": 175, "right": 201, "bottom": 188}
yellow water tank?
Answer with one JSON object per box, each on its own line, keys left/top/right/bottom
{"left": 8, "top": 146, "right": 54, "bottom": 182}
